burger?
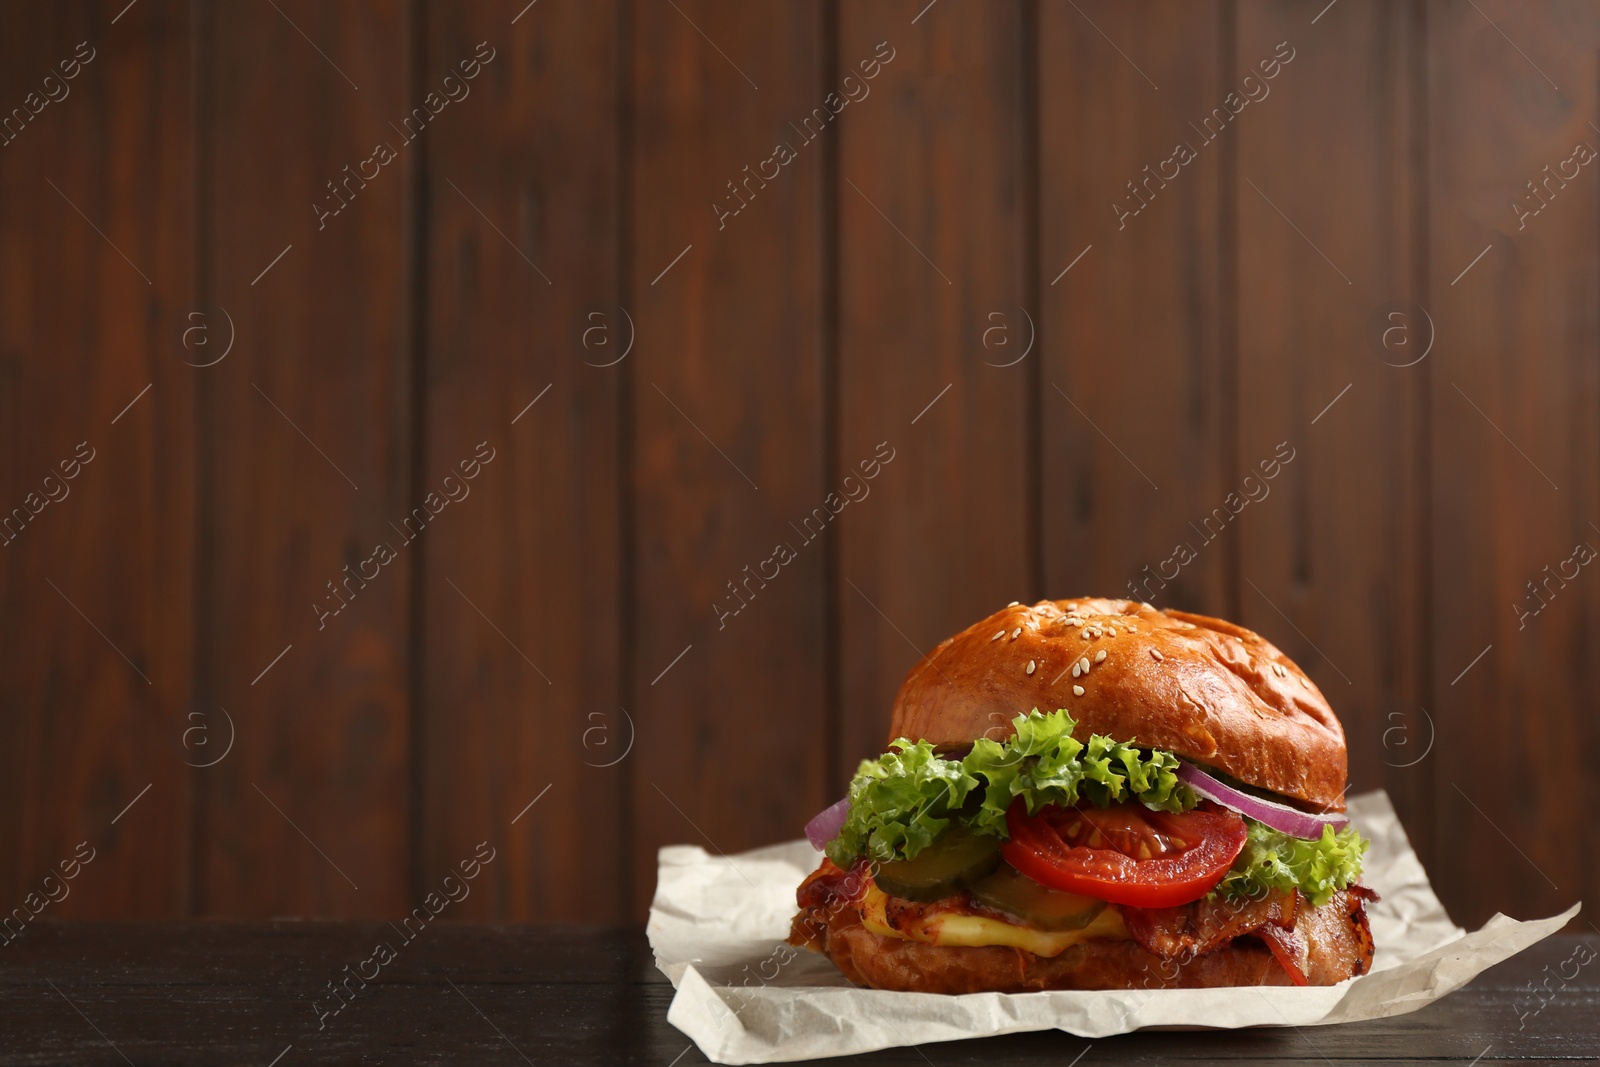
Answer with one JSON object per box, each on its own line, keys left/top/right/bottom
{"left": 789, "top": 598, "right": 1375, "bottom": 992}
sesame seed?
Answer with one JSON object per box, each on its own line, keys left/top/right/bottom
{"left": 1012, "top": 627, "right": 1022, "bottom": 639}
{"left": 1026, "top": 660, "right": 1037, "bottom": 675}
{"left": 1072, "top": 663, "right": 1082, "bottom": 678}
{"left": 1127, "top": 623, "right": 1137, "bottom": 632}
{"left": 1008, "top": 601, "right": 1020, "bottom": 607}
{"left": 1150, "top": 648, "right": 1164, "bottom": 662}
{"left": 1079, "top": 657, "right": 1090, "bottom": 673}
{"left": 1140, "top": 602, "right": 1154, "bottom": 611}
{"left": 991, "top": 630, "right": 1005, "bottom": 641}
{"left": 1095, "top": 650, "right": 1106, "bottom": 663}
{"left": 1073, "top": 685, "right": 1085, "bottom": 697}
{"left": 1081, "top": 629, "right": 1091, "bottom": 640}
{"left": 1108, "top": 627, "right": 1118, "bottom": 636}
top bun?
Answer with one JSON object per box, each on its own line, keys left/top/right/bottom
{"left": 889, "top": 598, "right": 1347, "bottom": 811}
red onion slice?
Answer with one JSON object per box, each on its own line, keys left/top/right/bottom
{"left": 1178, "top": 762, "right": 1347, "bottom": 839}
{"left": 805, "top": 797, "right": 851, "bottom": 851}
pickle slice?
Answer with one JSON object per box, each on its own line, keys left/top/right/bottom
{"left": 968, "top": 864, "right": 1107, "bottom": 930}
{"left": 873, "top": 826, "right": 1001, "bottom": 902}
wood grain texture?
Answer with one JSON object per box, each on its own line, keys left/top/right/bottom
{"left": 836, "top": 0, "right": 1034, "bottom": 775}
{"left": 1425, "top": 0, "right": 1600, "bottom": 928}
{"left": 198, "top": 0, "right": 413, "bottom": 916}
{"left": 1232, "top": 2, "right": 1432, "bottom": 861}
{"left": 0, "top": 0, "right": 195, "bottom": 918}
{"left": 627, "top": 0, "right": 830, "bottom": 915}
{"left": 1037, "top": 2, "right": 1230, "bottom": 621}
{"left": 0, "top": 0, "right": 1598, "bottom": 931}
{"left": 0, "top": 924, "right": 1594, "bottom": 1064}
{"left": 417, "top": 1, "right": 624, "bottom": 921}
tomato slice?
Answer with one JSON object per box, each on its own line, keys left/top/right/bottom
{"left": 1000, "top": 798, "right": 1247, "bottom": 908}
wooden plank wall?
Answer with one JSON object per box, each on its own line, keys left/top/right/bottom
{"left": 0, "top": 0, "right": 194, "bottom": 918}
{"left": 1427, "top": 0, "right": 1600, "bottom": 925}
{"left": 418, "top": 1, "right": 624, "bottom": 922}
{"left": 0, "top": 0, "right": 1595, "bottom": 930}
{"left": 1233, "top": 2, "right": 1433, "bottom": 870}
{"left": 201, "top": 0, "right": 414, "bottom": 917}
{"left": 837, "top": 1, "right": 1036, "bottom": 817}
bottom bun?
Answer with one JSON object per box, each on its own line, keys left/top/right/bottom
{"left": 790, "top": 887, "right": 1374, "bottom": 993}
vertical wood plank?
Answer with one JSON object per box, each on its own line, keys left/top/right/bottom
{"left": 1427, "top": 0, "right": 1600, "bottom": 926}
{"left": 837, "top": 0, "right": 1034, "bottom": 772}
{"left": 1038, "top": 6, "right": 1229, "bottom": 619}
{"left": 419, "top": 0, "right": 623, "bottom": 920}
{"left": 1233, "top": 3, "right": 1432, "bottom": 849}
{"left": 629, "top": 0, "right": 828, "bottom": 915}
{"left": 0, "top": 0, "right": 195, "bottom": 918}
{"left": 199, "top": 0, "right": 412, "bottom": 915}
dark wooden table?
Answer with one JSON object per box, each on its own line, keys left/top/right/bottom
{"left": 0, "top": 924, "right": 1593, "bottom": 1065}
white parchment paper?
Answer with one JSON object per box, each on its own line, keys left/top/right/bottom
{"left": 648, "top": 791, "right": 1579, "bottom": 1064}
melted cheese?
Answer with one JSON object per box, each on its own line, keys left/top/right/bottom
{"left": 860, "top": 884, "right": 1130, "bottom": 957}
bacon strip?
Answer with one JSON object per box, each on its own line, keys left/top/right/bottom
{"left": 790, "top": 859, "right": 1375, "bottom": 989}
{"left": 1120, "top": 887, "right": 1299, "bottom": 960}
{"left": 786, "top": 884, "right": 1377, "bottom": 992}
{"left": 795, "top": 859, "right": 870, "bottom": 910}
{"left": 1256, "top": 923, "right": 1310, "bottom": 985}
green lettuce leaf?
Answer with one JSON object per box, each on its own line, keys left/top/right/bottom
{"left": 825, "top": 708, "right": 1193, "bottom": 866}
{"left": 1215, "top": 820, "right": 1368, "bottom": 907}
{"left": 825, "top": 739, "right": 979, "bottom": 867}
{"left": 963, "top": 710, "right": 1191, "bottom": 836}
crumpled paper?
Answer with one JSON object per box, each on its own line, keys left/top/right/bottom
{"left": 648, "top": 790, "right": 1579, "bottom": 1065}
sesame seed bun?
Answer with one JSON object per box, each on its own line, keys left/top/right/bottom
{"left": 888, "top": 598, "right": 1348, "bottom": 811}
